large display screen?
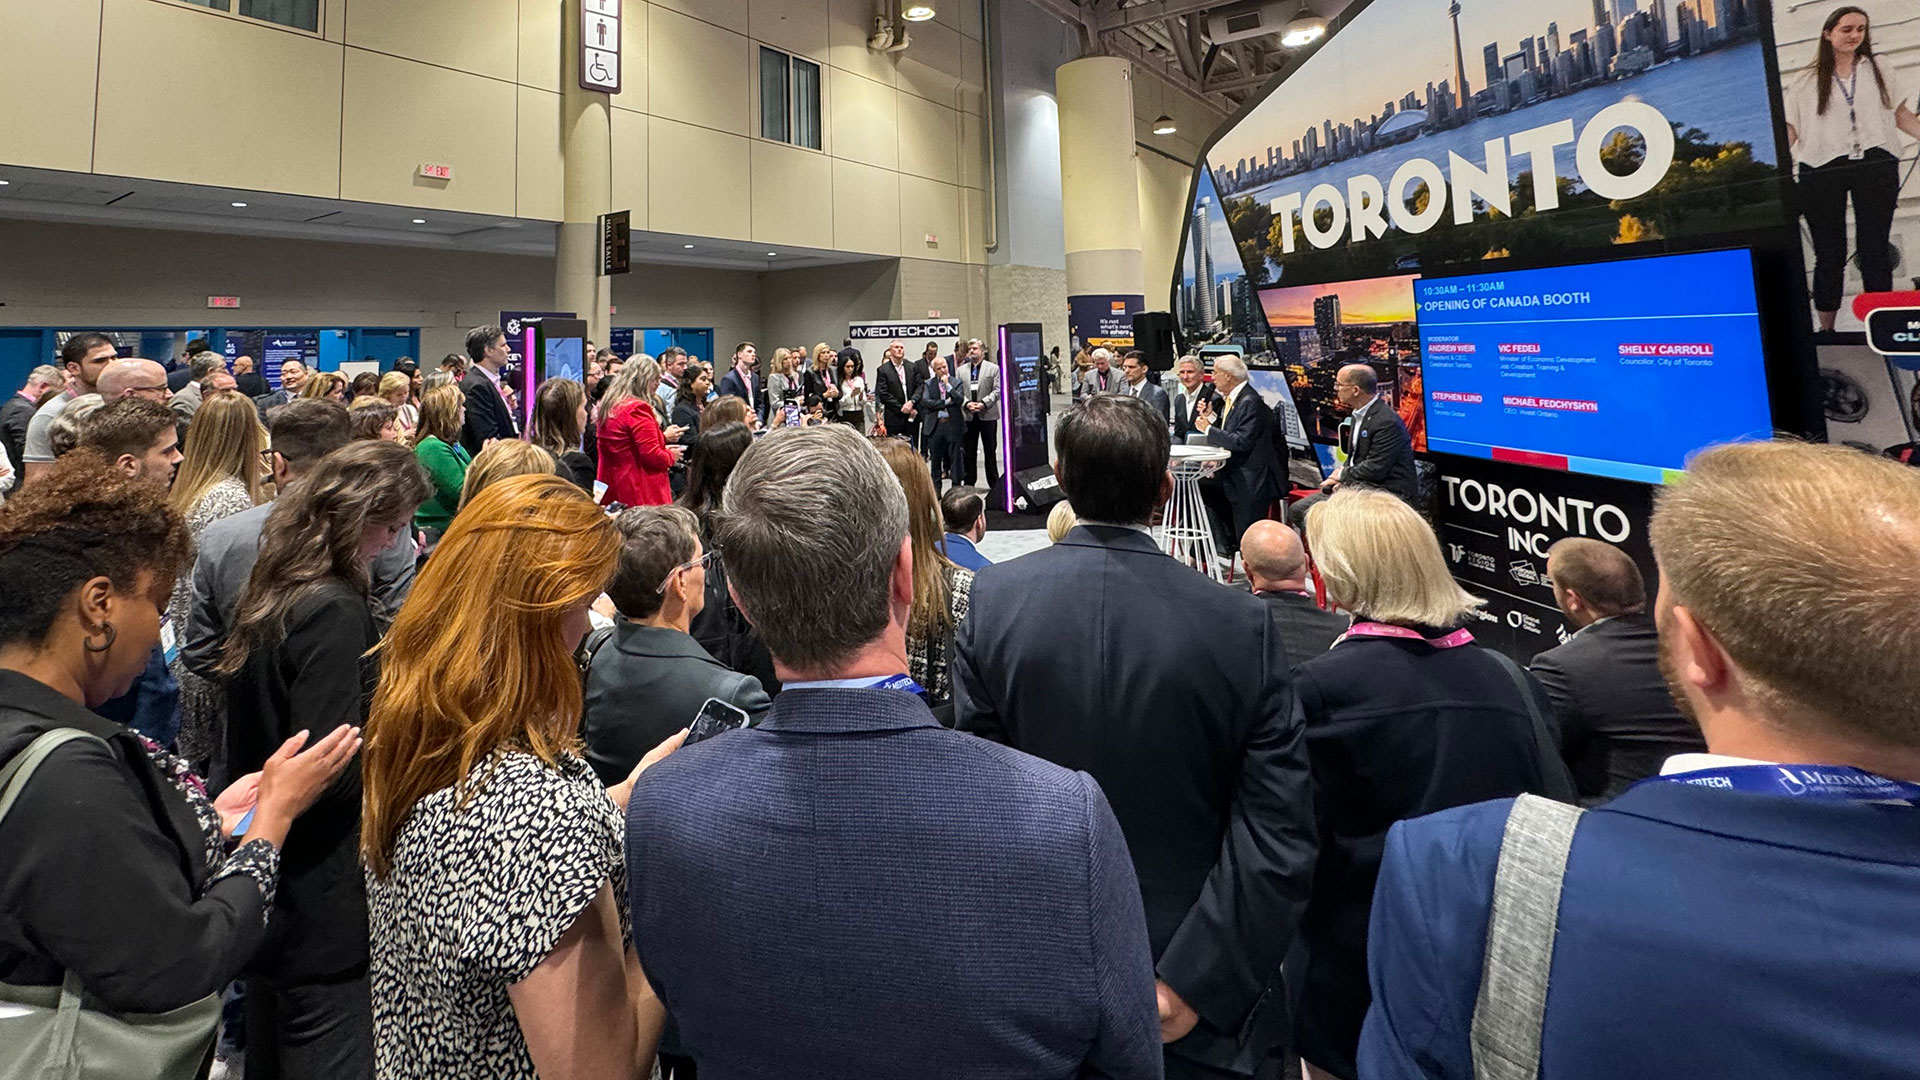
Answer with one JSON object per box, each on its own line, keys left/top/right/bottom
{"left": 1416, "top": 248, "right": 1772, "bottom": 483}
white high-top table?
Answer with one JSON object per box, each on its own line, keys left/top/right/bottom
{"left": 1158, "top": 444, "right": 1232, "bottom": 581}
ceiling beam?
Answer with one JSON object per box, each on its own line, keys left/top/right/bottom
{"left": 1098, "top": 0, "right": 1225, "bottom": 33}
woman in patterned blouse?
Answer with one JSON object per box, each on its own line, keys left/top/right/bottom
{"left": 0, "top": 453, "right": 359, "bottom": 1029}
{"left": 362, "top": 473, "right": 684, "bottom": 1080}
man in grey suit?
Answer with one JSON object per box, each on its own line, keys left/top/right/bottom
{"left": 1119, "top": 351, "right": 1170, "bottom": 423}
{"left": 956, "top": 337, "right": 1000, "bottom": 489}
{"left": 182, "top": 400, "right": 416, "bottom": 776}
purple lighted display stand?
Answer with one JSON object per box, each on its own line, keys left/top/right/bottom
{"left": 995, "top": 323, "right": 1049, "bottom": 514}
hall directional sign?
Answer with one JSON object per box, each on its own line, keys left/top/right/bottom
{"left": 580, "top": 0, "right": 621, "bottom": 94}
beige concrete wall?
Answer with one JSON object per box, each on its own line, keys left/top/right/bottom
{"left": 0, "top": 0, "right": 989, "bottom": 265}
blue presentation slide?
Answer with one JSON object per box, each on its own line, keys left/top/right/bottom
{"left": 1415, "top": 249, "right": 1773, "bottom": 482}
{"left": 545, "top": 337, "right": 585, "bottom": 383}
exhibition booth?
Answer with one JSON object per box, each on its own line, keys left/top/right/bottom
{"left": 1167, "top": 0, "right": 1918, "bottom": 657}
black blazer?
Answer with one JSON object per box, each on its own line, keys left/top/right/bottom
{"left": 1290, "top": 633, "right": 1575, "bottom": 1076}
{"left": 459, "top": 367, "right": 517, "bottom": 455}
{"left": 558, "top": 448, "right": 595, "bottom": 492}
{"left": 801, "top": 367, "right": 833, "bottom": 409}
{"left": 1340, "top": 399, "right": 1418, "bottom": 504}
{"left": 1530, "top": 614, "right": 1704, "bottom": 804}
{"left": 874, "top": 361, "right": 912, "bottom": 430}
{"left": 581, "top": 622, "right": 770, "bottom": 786}
{"left": 715, "top": 369, "right": 763, "bottom": 420}
{"left": 1256, "top": 589, "right": 1349, "bottom": 667}
{"left": 233, "top": 372, "right": 270, "bottom": 399}
{"left": 1172, "top": 385, "right": 1216, "bottom": 442}
{"left": 1204, "top": 386, "right": 1286, "bottom": 510}
{"left": 0, "top": 671, "right": 270, "bottom": 1012}
{"left": 222, "top": 580, "right": 376, "bottom": 982}
{"left": 955, "top": 526, "right": 1316, "bottom": 1073}
{"left": 1, "top": 392, "right": 35, "bottom": 484}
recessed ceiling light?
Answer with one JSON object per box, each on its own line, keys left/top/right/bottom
{"left": 683, "top": 243, "right": 695, "bottom": 249}
{"left": 230, "top": 201, "right": 248, "bottom": 208}
{"left": 412, "top": 218, "right": 427, "bottom": 224}
{"left": 0, "top": 179, "right": 11, "bottom": 186}
{"left": 903, "top": 3, "right": 935, "bottom": 21}
{"left": 1152, "top": 114, "right": 1177, "bottom": 135}
{"left": 767, "top": 252, "right": 778, "bottom": 257}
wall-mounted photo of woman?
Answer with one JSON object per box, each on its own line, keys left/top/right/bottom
{"left": 1783, "top": 6, "right": 1920, "bottom": 332}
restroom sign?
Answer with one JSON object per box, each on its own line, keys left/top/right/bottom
{"left": 579, "top": 0, "right": 621, "bottom": 94}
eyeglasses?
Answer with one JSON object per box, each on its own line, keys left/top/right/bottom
{"left": 655, "top": 549, "right": 716, "bottom": 593}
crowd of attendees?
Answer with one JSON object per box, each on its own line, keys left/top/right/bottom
{"left": 1, "top": 329, "right": 1917, "bottom": 1080}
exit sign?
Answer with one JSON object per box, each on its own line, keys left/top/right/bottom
{"left": 418, "top": 163, "right": 453, "bottom": 180}
{"left": 207, "top": 295, "right": 241, "bottom": 309}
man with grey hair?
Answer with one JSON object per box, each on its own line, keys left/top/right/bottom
{"left": 168, "top": 350, "right": 225, "bottom": 423}
{"left": 627, "top": 424, "right": 1161, "bottom": 1078}
{"left": 1080, "top": 347, "right": 1121, "bottom": 396}
{"left": 1195, "top": 352, "right": 1284, "bottom": 557}
{"left": 2, "top": 365, "right": 66, "bottom": 488}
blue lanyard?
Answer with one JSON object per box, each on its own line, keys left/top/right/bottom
{"left": 1651, "top": 764, "right": 1920, "bottom": 805}
{"left": 1834, "top": 68, "right": 1858, "bottom": 108}
{"left": 783, "top": 674, "right": 928, "bottom": 699}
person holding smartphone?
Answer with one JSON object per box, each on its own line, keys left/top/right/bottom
{"left": 363, "top": 475, "right": 685, "bottom": 1080}
{"left": 0, "top": 453, "right": 360, "bottom": 1069}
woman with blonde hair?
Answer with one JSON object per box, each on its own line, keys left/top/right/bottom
{"left": 597, "top": 356, "right": 684, "bottom": 507}
{"left": 362, "top": 474, "right": 678, "bottom": 1080}
{"left": 412, "top": 384, "right": 469, "bottom": 543}
{"left": 1045, "top": 500, "right": 1078, "bottom": 543}
{"left": 379, "top": 371, "right": 418, "bottom": 439}
{"left": 766, "top": 348, "right": 799, "bottom": 423}
{"left": 165, "top": 391, "right": 268, "bottom": 768}
{"left": 1289, "top": 487, "right": 1573, "bottom": 1080}
{"left": 298, "top": 371, "right": 347, "bottom": 402}
{"left": 458, "top": 440, "right": 561, "bottom": 510}
{"left": 804, "top": 342, "right": 839, "bottom": 411}
{"left": 873, "top": 437, "right": 972, "bottom": 715}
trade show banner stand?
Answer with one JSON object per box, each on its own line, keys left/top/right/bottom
{"left": 1172, "top": 0, "right": 1826, "bottom": 658}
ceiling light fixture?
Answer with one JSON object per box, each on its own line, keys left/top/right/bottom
{"left": 767, "top": 252, "right": 778, "bottom": 257}
{"left": 0, "top": 179, "right": 11, "bottom": 186}
{"left": 230, "top": 201, "right": 248, "bottom": 208}
{"left": 412, "top": 218, "right": 427, "bottom": 224}
{"left": 1152, "top": 115, "right": 1178, "bottom": 135}
{"left": 902, "top": 4, "right": 936, "bottom": 22}
{"left": 684, "top": 243, "right": 695, "bottom": 249}
{"left": 1281, "top": 14, "right": 1328, "bottom": 48}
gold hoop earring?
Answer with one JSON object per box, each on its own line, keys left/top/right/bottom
{"left": 83, "top": 622, "right": 117, "bottom": 654}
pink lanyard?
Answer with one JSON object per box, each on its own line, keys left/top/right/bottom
{"left": 1335, "top": 621, "right": 1475, "bottom": 648}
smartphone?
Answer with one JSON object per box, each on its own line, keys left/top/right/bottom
{"left": 684, "top": 697, "right": 751, "bottom": 747}
{"left": 783, "top": 402, "right": 800, "bottom": 427}
{"left": 233, "top": 808, "right": 256, "bottom": 838}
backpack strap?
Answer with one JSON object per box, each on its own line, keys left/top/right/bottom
{"left": 1485, "top": 649, "right": 1579, "bottom": 804}
{"left": 0, "top": 729, "right": 107, "bottom": 826}
{"left": 1471, "top": 793, "right": 1585, "bottom": 1080}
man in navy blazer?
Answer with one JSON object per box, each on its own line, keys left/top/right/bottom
{"left": 458, "top": 324, "right": 519, "bottom": 455}
{"left": 1359, "top": 441, "right": 1920, "bottom": 1080}
{"left": 714, "top": 341, "right": 764, "bottom": 422}
{"left": 627, "top": 424, "right": 1161, "bottom": 1080}
{"left": 955, "top": 394, "right": 1316, "bottom": 1078}
{"left": 1196, "top": 353, "right": 1285, "bottom": 557}
{"left": 1288, "top": 363, "right": 1416, "bottom": 528}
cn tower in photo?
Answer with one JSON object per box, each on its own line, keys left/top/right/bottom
{"left": 1448, "top": 0, "right": 1471, "bottom": 112}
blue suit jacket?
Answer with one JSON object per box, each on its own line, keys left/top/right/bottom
{"left": 942, "top": 532, "right": 992, "bottom": 571}
{"left": 627, "top": 686, "right": 1162, "bottom": 1080}
{"left": 1359, "top": 783, "right": 1920, "bottom": 1079}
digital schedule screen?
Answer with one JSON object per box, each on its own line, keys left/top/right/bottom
{"left": 1415, "top": 249, "right": 1773, "bottom": 483}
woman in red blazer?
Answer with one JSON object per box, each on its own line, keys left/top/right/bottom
{"left": 596, "top": 356, "right": 685, "bottom": 506}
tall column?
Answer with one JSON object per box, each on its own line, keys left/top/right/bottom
{"left": 558, "top": 1, "right": 612, "bottom": 345}
{"left": 1056, "top": 56, "right": 1144, "bottom": 352}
